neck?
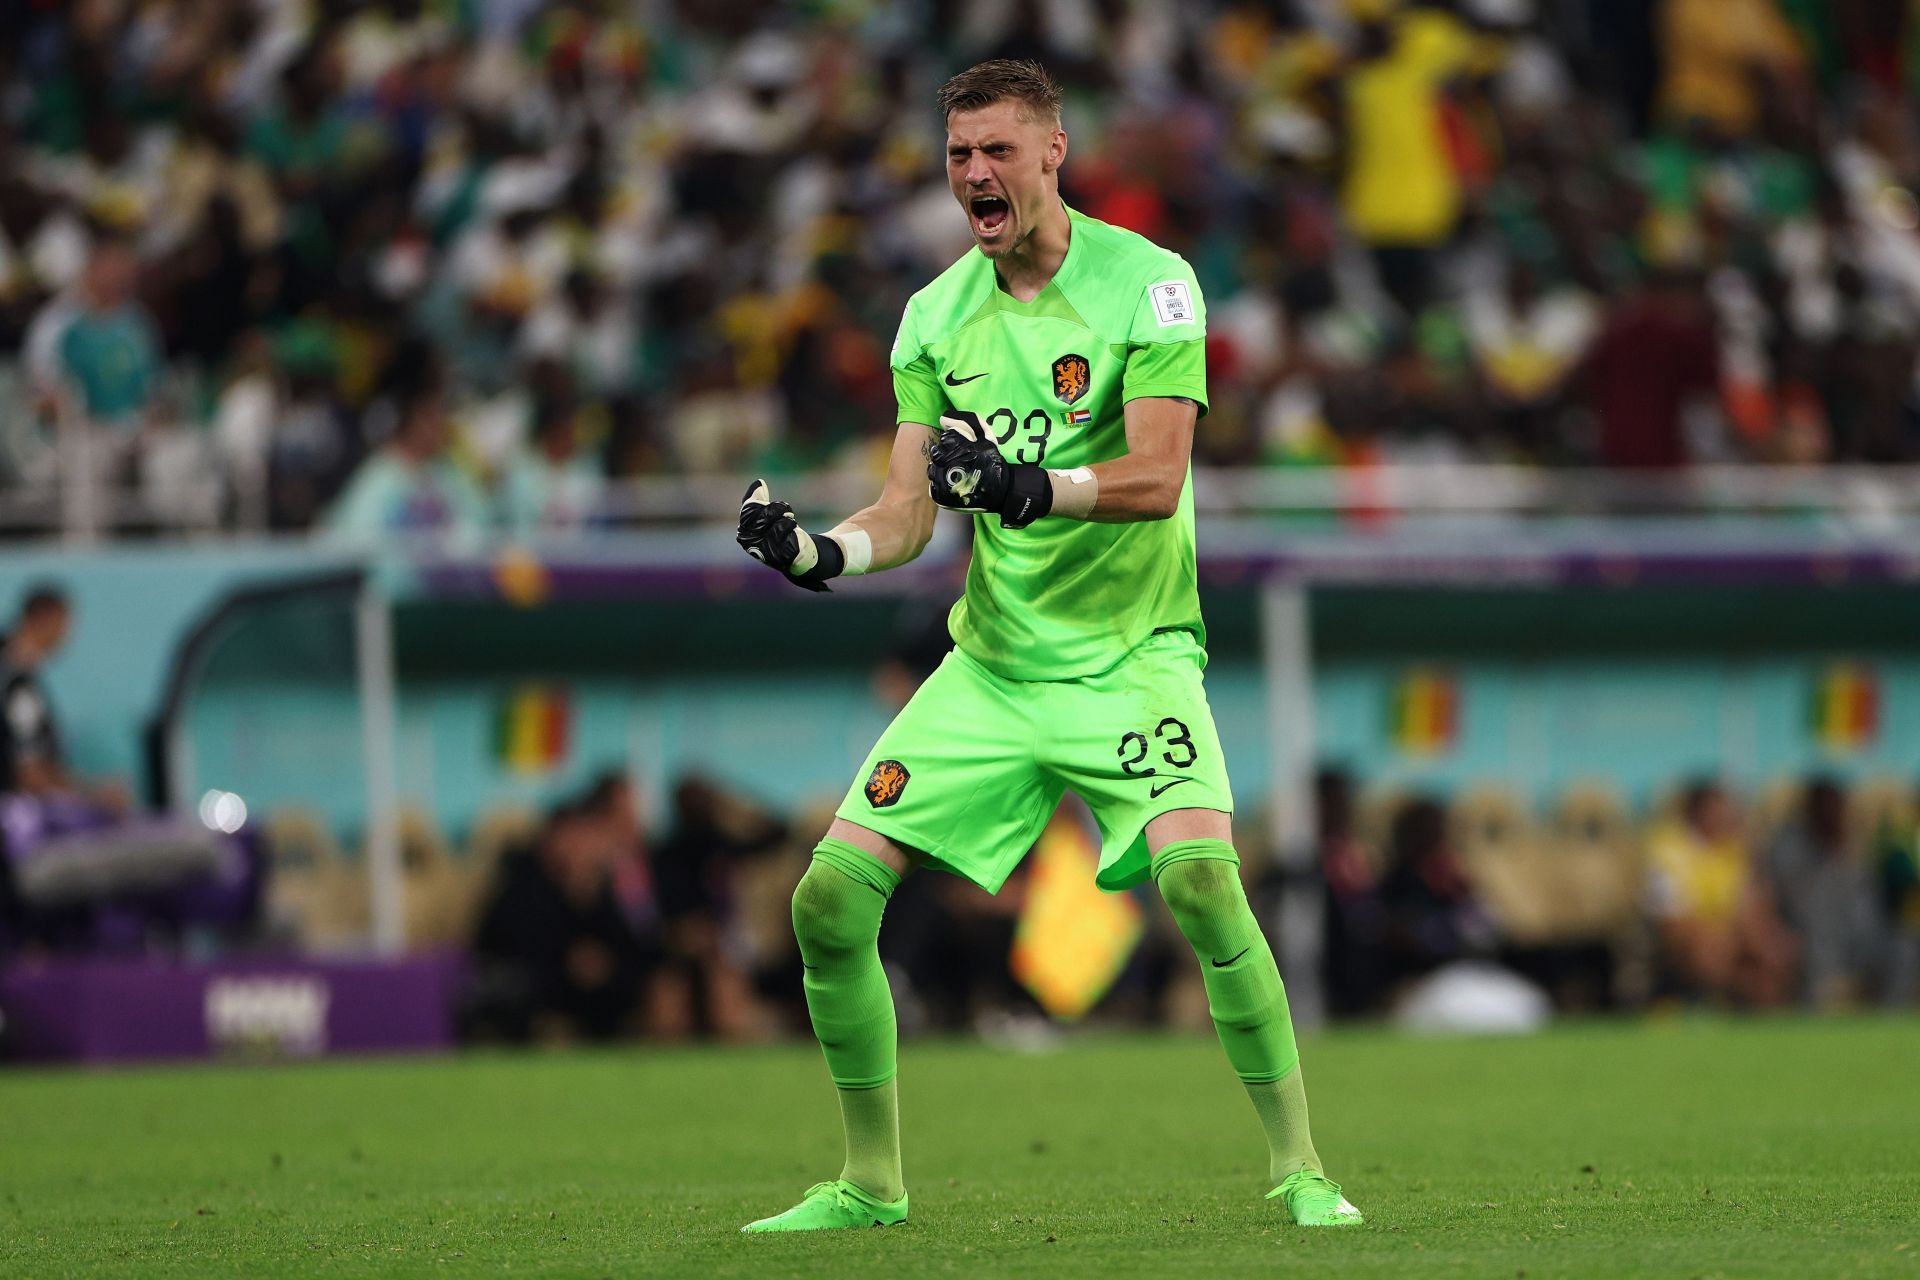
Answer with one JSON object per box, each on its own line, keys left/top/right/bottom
{"left": 996, "top": 198, "right": 1071, "bottom": 302}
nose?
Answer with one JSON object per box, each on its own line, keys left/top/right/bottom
{"left": 963, "top": 150, "right": 992, "bottom": 187}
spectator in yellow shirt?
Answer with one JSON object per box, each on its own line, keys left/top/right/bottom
{"left": 1644, "top": 780, "right": 1796, "bottom": 1007}
{"left": 1657, "top": 0, "right": 1809, "bottom": 140}
{"left": 1339, "top": 3, "right": 1476, "bottom": 312}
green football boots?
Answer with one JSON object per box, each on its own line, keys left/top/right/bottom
{"left": 740, "top": 1180, "right": 909, "bottom": 1233}
{"left": 742, "top": 1171, "right": 1359, "bottom": 1233}
{"left": 1269, "top": 1168, "right": 1364, "bottom": 1226}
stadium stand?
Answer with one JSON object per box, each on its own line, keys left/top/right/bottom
{"left": 1, "top": 1, "right": 1918, "bottom": 538}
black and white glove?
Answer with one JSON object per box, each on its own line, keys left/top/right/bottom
{"left": 927, "top": 411, "right": 1052, "bottom": 529}
{"left": 735, "top": 478, "right": 844, "bottom": 592}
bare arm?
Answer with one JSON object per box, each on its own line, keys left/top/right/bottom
{"left": 1072, "top": 396, "right": 1197, "bottom": 523}
{"left": 825, "top": 422, "right": 939, "bottom": 572}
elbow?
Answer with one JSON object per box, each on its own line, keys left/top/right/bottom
{"left": 1142, "top": 482, "right": 1182, "bottom": 522}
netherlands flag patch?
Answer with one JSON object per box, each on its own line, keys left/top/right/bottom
{"left": 1065, "top": 408, "right": 1091, "bottom": 425}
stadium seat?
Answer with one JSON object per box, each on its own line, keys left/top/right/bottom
{"left": 261, "top": 808, "right": 367, "bottom": 950}
{"left": 1546, "top": 783, "right": 1642, "bottom": 939}
{"left": 394, "top": 808, "right": 467, "bottom": 948}
{"left": 1449, "top": 786, "right": 1555, "bottom": 943}
{"left": 1847, "top": 777, "right": 1916, "bottom": 858}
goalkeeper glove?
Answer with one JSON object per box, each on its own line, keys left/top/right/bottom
{"left": 927, "top": 410, "right": 1052, "bottom": 529}
{"left": 735, "top": 478, "right": 844, "bottom": 592}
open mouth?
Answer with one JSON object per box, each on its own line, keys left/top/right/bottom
{"left": 969, "top": 194, "right": 1010, "bottom": 236}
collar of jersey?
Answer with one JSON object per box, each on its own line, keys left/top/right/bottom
{"left": 977, "top": 201, "right": 1084, "bottom": 310}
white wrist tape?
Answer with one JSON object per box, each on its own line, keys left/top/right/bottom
{"left": 830, "top": 527, "right": 873, "bottom": 575}
{"left": 1046, "top": 466, "right": 1098, "bottom": 519}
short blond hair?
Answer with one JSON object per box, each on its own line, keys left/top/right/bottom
{"left": 936, "top": 60, "right": 1063, "bottom": 128}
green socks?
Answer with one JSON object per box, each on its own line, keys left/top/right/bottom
{"left": 833, "top": 1079, "right": 904, "bottom": 1203}
{"left": 1243, "top": 1067, "right": 1323, "bottom": 1182}
{"left": 1152, "top": 839, "right": 1321, "bottom": 1181}
{"left": 793, "top": 840, "right": 905, "bottom": 1201}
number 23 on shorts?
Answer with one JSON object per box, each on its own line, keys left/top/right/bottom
{"left": 1118, "top": 717, "right": 1198, "bottom": 779}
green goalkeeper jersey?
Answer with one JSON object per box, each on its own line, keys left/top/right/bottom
{"left": 891, "top": 205, "right": 1210, "bottom": 682}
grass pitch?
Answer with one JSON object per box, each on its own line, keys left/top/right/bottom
{"left": 0, "top": 1017, "right": 1915, "bottom": 1278}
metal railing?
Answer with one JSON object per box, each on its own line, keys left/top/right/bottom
{"left": 10, "top": 435, "right": 1920, "bottom": 543}
{"left": 593, "top": 465, "right": 1920, "bottom": 526}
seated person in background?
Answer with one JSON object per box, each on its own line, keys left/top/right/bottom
{"left": 580, "top": 770, "right": 657, "bottom": 942}
{"left": 471, "top": 798, "right": 653, "bottom": 1043}
{"left": 1876, "top": 786, "right": 1920, "bottom": 1007}
{"left": 1316, "top": 767, "right": 1389, "bottom": 1017}
{"left": 1765, "top": 777, "right": 1887, "bottom": 1009}
{"left": 1377, "top": 796, "right": 1496, "bottom": 992}
{"left": 0, "top": 585, "right": 128, "bottom": 813}
{"left": 647, "top": 776, "right": 786, "bottom": 1039}
{"left": 1645, "top": 780, "right": 1796, "bottom": 1008}
{"left": 0, "top": 584, "right": 254, "bottom": 954}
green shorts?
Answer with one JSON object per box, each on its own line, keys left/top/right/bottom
{"left": 834, "top": 629, "right": 1233, "bottom": 894}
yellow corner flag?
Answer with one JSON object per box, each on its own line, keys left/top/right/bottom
{"left": 1010, "top": 801, "right": 1144, "bottom": 1020}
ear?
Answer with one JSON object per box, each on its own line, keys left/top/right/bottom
{"left": 1044, "top": 128, "right": 1068, "bottom": 175}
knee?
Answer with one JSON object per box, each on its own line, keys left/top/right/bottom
{"left": 1155, "top": 856, "right": 1242, "bottom": 923}
{"left": 791, "top": 862, "right": 879, "bottom": 958}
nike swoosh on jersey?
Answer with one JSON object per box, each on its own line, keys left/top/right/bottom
{"left": 1148, "top": 777, "right": 1193, "bottom": 799}
{"left": 943, "top": 370, "right": 989, "bottom": 386}
{"left": 1211, "top": 946, "right": 1251, "bottom": 968}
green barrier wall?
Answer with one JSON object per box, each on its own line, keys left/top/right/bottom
{"left": 182, "top": 589, "right": 1920, "bottom": 851}
{"left": 2, "top": 546, "right": 1913, "bottom": 852}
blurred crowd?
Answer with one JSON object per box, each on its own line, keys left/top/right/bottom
{"left": 444, "top": 762, "right": 1920, "bottom": 1046}
{"left": 1316, "top": 768, "right": 1920, "bottom": 1020}
{"left": 1, "top": 1, "right": 1919, "bottom": 537}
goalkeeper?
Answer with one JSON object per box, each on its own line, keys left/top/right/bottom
{"left": 734, "top": 59, "right": 1362, "bottom": 1233}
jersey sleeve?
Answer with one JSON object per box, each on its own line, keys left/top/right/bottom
{"left": 1122, "top": 260, "right": 1209, "bottom": 414}
{"left": 890, "top": 297, "right": 945, "bottom": 427}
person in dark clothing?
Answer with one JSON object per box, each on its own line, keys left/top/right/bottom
{"left": 0, "top": 585, "right": 72, "bottom": 798}
{"left": 648, "top": 776, "right": 787, "bottom": 1037}
{"left": 1378, "top": 796, "right": 1495, "bottom": 989}
{"left": 0, "top": 584, "right": 126, "bottom": 953}
{"left": 1766, "top": 776, "right": 1886, "bottom": 1008}
{"left": 470, "top": 800, "right": 652, "bottom": 1043}
{"left": 0, "top": 583, "right": 131, "bottom": 811}
{"left": 1588, "top": 270, "right": 1719, "bottom": 470}
{"left": 1316, "top": 768, "right": 1390, "bottom": 1017}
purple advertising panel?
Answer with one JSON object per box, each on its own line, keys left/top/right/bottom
{"left": 0, "top": 953, "right": 464, "bottom": 1065}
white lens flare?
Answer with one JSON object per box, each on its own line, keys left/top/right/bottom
{"left": 198, "top": 789, "right": 249, "bottom": 833}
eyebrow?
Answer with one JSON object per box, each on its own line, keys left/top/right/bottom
{"left": 948, "top": 138, "right": 1015, "bottom": 153}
